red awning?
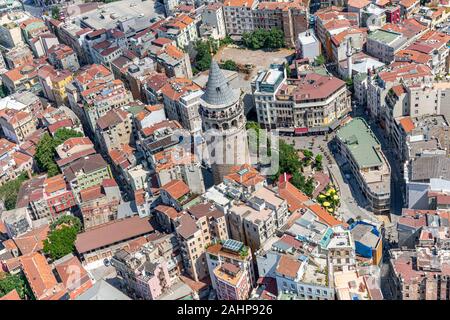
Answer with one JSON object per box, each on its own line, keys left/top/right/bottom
{"left": 294, "top": 128, "right": 308, "bottom": 135}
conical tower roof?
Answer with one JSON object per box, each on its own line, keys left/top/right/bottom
{"left": 201, "top": 60, "right": 238, "bottom": 106}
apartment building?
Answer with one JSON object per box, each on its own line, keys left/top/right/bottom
{"left": 153, "top": 44, "right": 193, "bottom": 80}
{"left": 79, "top": 79, "right": 133, "bottom": 133}
{"left": 314, "top": 7, "right": 359, "bottom": 59}
{"left": 154, "top": 14, "right": 198, "bottom": 49}
{"left": 96, "top": 108, "right": 133, "bottom": 153}
{"left": 160, "top": 77, "right": 203, "bottom": 134}
{"left": 206, "top": 239, "right": 254, "bottom": 300}
{"left": 62, "top": 153, "right": 113, "bottom": 196}
{"left": 367, "top": 62, "right": 433, "bottom": 120}
{"left": 253, "top": 0, "right": 309, "bottom": 47}
{"left": 111, "top": 241, "right": 173, "bottom": 300}
{"left": 78, "top": 179, "right": 121, "bottom": 230}
{"left": 367, "top": 19, "right": 428, "bottom": 63}
{"left": 38, "top": 65, "right": 73, "bottom": 106}
{"left": 1, "top": 59, "right": 46, "bottom": 94}
{"left": 252, "top": 66, "right": 350, "bottom": 133}
{"left": 200, "top": 3, "right": 227, "bottom": 40}
{"left": 3, "top": 45, "right": 33, "bottom": 69}
{"left": 47, "top": 44, "right": 80, "bottom": 72}
{"left": 256, "top": 235, "right": 334, "bottom": 300}
{"left": 0, "top": 108, "right": 37, "bottom": 143}
{"left": 223, "top": 0, "right": 259, "bottom": 37}
{"left": 151, "top": 145, "right": 205, "bottom": 195}
{"left": 389, "top": 247, "right": 450, "bottom": 300}
{"left": 29, "top": 33, "right": 60, "bottom": 58}
{"left": 227, "top": 186, "right": 288, "bottom": 252}
{"left": 335, "top": 118, "right": 391, "bottom": 214}
{"left": 175, "top": 203, "right": 229, "bottom": 281}
{"left": 395, "top": 30, "right": 450, "bottom": 76}
{"left": 21, "top": 174, "right": 76, "bottom": 221}
{"left": 0, "top": 11, "right": 30, "bottom": 48}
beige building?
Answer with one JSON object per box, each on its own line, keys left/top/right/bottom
{"left": 227, "top": 187, "right": 289, "bottom": 252}
{"left": 160, "top": 77, "right": 203, "bottom": 134}
{"left": 335, "top": 118, "right": 391, "bottom": 214}
{"left": 223, "top": 0, "right": 259, "bottom": 37}
{"left": 0, "top": 109, "right": 37, "bottom": 143}
{"left": 252, "top": 67, "right": 351, "bottom": 132}
{"left": 96, "top": 108, "right": 133, "bottom": 153}
{"left": 175, "top": 202, "right": 229, "bottom": 281}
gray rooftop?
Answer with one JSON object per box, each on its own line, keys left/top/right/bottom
{"left": 76, "top": 279, "right": 131, "bottom": 300}
{"left": 201, "top": 60, "right": 239, "bottom": 107}
{"left": 410, "top": 155, "right": 450, "bottom": 182}
{"left": 351, "top": 224, "right": 380, "bottom": 248}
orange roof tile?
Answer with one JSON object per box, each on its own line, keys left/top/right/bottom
{"left": 399, "top": 117, "right": 415, "bottom": 133}
{"left": 276, "top": 255, "right": 301, "bottom": 279}
{"left": 20, "top": 252, "right": 64, "bottom": 300}
{"left": 161, "top": 179, "right": 190, "bottom": 200}
{"left": 278, "top": 180, "right": 309, "bottom": 213}
{"left": 308, "top": 203, "right": 345, "bottom": 227}
{"left": 0, "top": 289, "right": 21, "bottom": 300}
{"left": 13, "top": 225, "right": 49, "bottom": 255}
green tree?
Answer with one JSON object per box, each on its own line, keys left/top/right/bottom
{"left": 35, "top": 129, "right": 83, "bottom": 177}
{"left": 0, "top": 272, "right": 33, "bottom": 299}
{"left": 314, "top": 154, "right": 323, "bottom": 171}
{"left": 302, "top": 149, "right": 313, "bottom": 166}
{"left": 315, "top": 54, "right": 326, "bottom": 66}
{"left": 0, "top": 172, "right": 29, "bottom": 210}
{"left": 43, "top": 224, "right": 79, "bottom": 260}
{"left": 35, "top": 132, "right": 58, "bottom": 176}
{"left": 242, "top": 28, "right": 284, "bottom": 50}
{"left": 50, "top": 215, "right": 82, "bottom": 233}
{"left": 265, "top": 28, "right": 284, "bottom": 49}
{"left": 53, "top": 128, "right": 83, "bottom": 146}
{"left": 304, "top": 177, "right": 315, "bottom": 197}
{"left": 276, "top": 140, "right": 302, "bottom": 179}
{"left": 219, "top": 35, "right": 234, "bottom": 47}
{"left": 0, "top": 84, "right": 7, "bottom": 98}
{"left": 194, "top": 40, "right": 212, "bottom": 73}
{"left": 221, "top": 59, "right": 238, "bottom": 71}
{"left": 51, "top": 6, "right": 60, "bottom": 20}
{"left": 285, "top": 63, "right": 292, "bottom": 78}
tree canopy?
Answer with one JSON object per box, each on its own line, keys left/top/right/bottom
{"left": 315, "top": 55, "right": 326, "bottom": 66}
{"left": 51, "top": 6, "right": 60, "bottom": 20}
{"left": 0, "top": 172, "right": 29, "bottom": 210}
{"left": 276, "top": 140, "right": 316, "bottom": 196}
{"left": 35, "top": 129, "right": 84, "bottom": 177}
{"left": 242, "top": 28, "right": 284, "bottom": 50}
{"left": 193, "top": 39, "right": 216, "bottom": 74}
{"left": 44, "top": 216, "right": 82, "bottom": 260}
{"left": 0, "top": 272, "right": 33, "bottom": 299}
{"left": 43, "top": 225, "right": 78, "bottom": 260}
{"left": 220, "top": 59, "right": 238, "bottom": 71}
{"left": 50, "top": 215, "right": 82, "bottom": 233}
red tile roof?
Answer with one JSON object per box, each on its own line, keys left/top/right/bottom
{"left": 20, "top": 252, "right": 65, "bottom": 300}
{"left": 399, "top": 117, "right": 415, "bottom": 133}
{"left": 161, "top": 179, "right": 190, "bottom": 200}
{"left": 0, "top": 289, "right": 21, "bottom": 300}
{"left": 75, "top": 216, "right": 154, "bottom": 254}
{"left": 278, "top": 180, "right": 309, "bottom": 213}
{"left": 13, "top": 225, "right": 50, "bottom": 255}
{"left": 276, "top": 255, "right": 301, "bottom": 279}
{"left": 308, "top": 203, "right": 346, "bottom": 227}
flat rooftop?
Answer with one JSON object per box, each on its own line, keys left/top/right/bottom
{"left": 368, "top": 29, "right": 401, "bottom": 44}
{"left": 75, "top": 0, "right": 164, "bottom": 33}
{"left": 336, "top": 118, "right": 383, "bottom": 169}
